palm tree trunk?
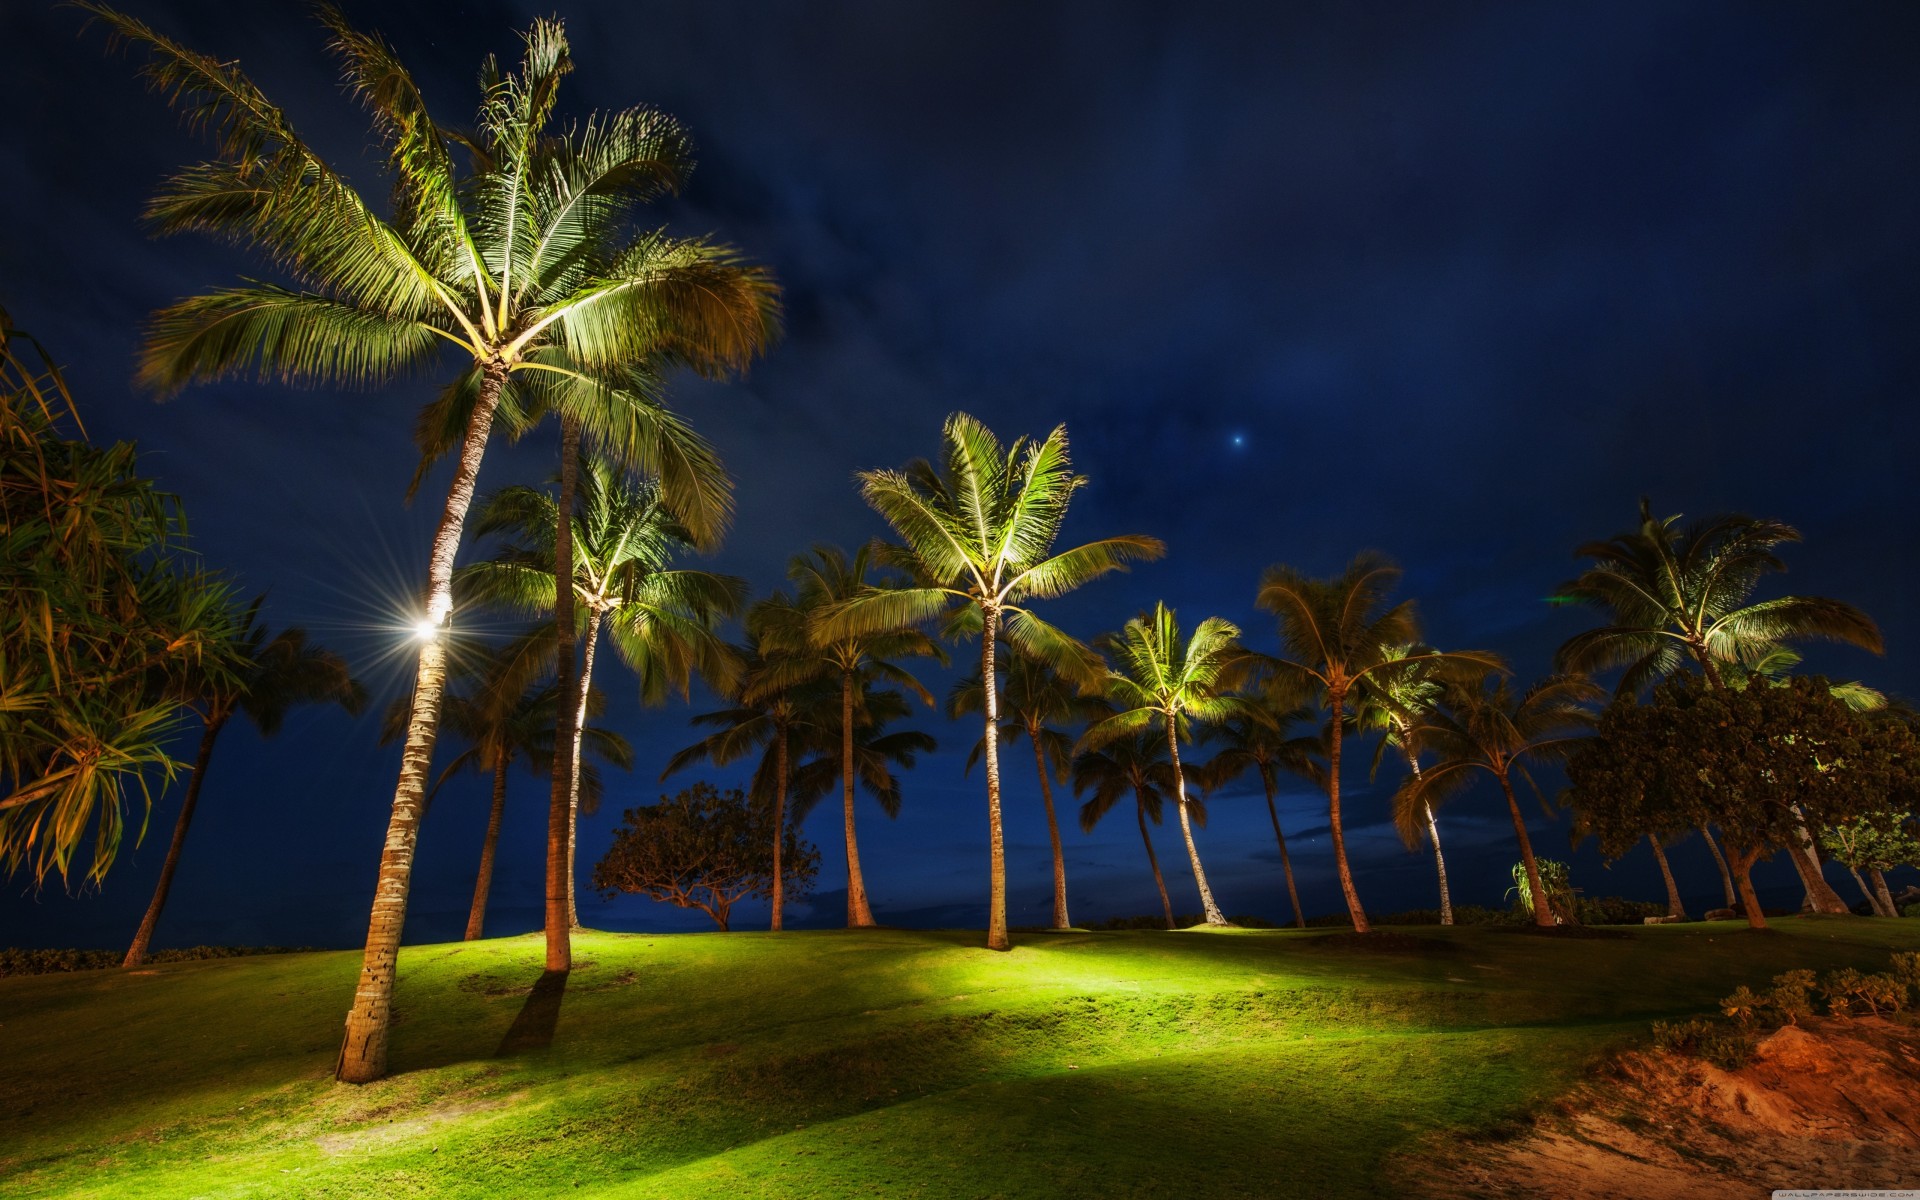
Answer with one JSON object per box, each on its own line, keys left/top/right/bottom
{"left": 1260, "top": 773, "right": 1305, "bottom": 930}
{"left": 842, "top": 668, "right": 875, "bottom": 928}
{"left": 981, "top": 605, "right": 1009, "bottom": 951}
{"left": 1847, "top": 865, "right": 1881, "bottom": 915}
{"left": 1399, "top": 741, "right": 1450, "bottom": 926}
{"left": 1700, "top": 825, "right": 1738, "bottom": 909}
{"left": 544, "top": 417, "right": 581, "bottom": 974}
{"left": 1649, "top": 835, "right": 1687, "bottom": 920}
{"left": 1498, "top": 770, "right": 1555, "bottom": 928}
{"left": 771, "top": 720, "right": 788, "bottom": 932}
{"left": 1786, "top": 809, "right": 1850, "bottom": 914}
{"left": 1325, "top": 690, "right": 1370, "bottom": 933}
{"left": 124, "top": 715, "right": 225, "bottom": 968}
{"left": 1136, "top": 792, "right": 1175, "bottom": 930}
{"left": 1729, "top": 843, "right": 1768, "bottom": 930}
{"left": 1870, "top": 868, "right": 1899, "bottom": 920}
{"left": 1033, "top": 736, "right": 1070, "bottom": 929}
{"left": 338, "top": 357, "right": 506, "bottom": 1085}
{"left": 1166, "top": 717, "right": 1227, "bottom": 926}
{"left": 465, "top": 751, "right": 510, "bottom": 941}
{"left": 564, "top": 610, "right": 602, "bottom": 931}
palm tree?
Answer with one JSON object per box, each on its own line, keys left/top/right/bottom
{"left": 1350, "top": 644, "right": 1463, "bottom": 924}
{"left": 1249, "top": 553, "right": 1501, "bottom": 932}
{"left": 459, "top": 458, "right": 744, "bottom": 927}
{"left": 84, "top": 6, "right": 779, "bottom": 1081}
{"left": 1072, "top": 731, "right": 1193, "bottom": 930}
{"left": 816, "top": 413, "right": 1163, "bottom": 950}
{"left": 662, "top": 603, "right": 835, "bottom": 931}
{"left": 788, "top": 687, "right": 939, "bottom": 903}
{"left": 1078, "top": 604, "right": 1244, "bottom": 927}
{"left": 1647, "top": 834, "right": 1688, "bottom": 922}
{"left": 1554, "top": 499, "right": 1882, "bottom": 916}
{"left": 1393, "top": 675, "right": 1601, "bottom": 928}
{"left": 768, "top": 546, "right": 944, "bottom": 927}
{"left": 1194, "top": 700, "right": 1321, "bottom": 929}
{"left": 123, "top": 599, "right": 363, "bottom": 967}
{"left": 950, "top": 653, "right": 1094, "bottom": 929}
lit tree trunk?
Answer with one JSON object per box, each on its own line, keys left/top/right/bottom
{"left": 1649, "top": 835, "right": 1686, "bottom": 920}
{"left": 1700, "top": 825, "right": 1738, "bottom": 909}
{"left": 1259, "top": 771, "right": 1305, "bottom": 930}
{"left": 338, "top": 360, "right": 506, "bottom": 1083}
{"left": 1870, "top": 868, "right": 1899, "bottom": 920}
{"left": 842, "top": 668, "right": 875, "bottom": 927}
{"left": 564, "top": 609, "right": 602, "bottom": 930}
{"left": 770, "top": 718, "right": 789, "bottom": 931}
{"left": 465, "top": 750, "right": 509, "bottom": 941}
{"left": 1729, "top": 842, "right": 1768, "bottom": 930}
{"left": 1325, "top": 688, "right": 1370, "bottom": 932}
{"left": 1499, "top": 770, "right": 1555, "bottom": 928}
{"left": 1033, "top": 735, "right": 1070, "bottom": 928}
{"left": 981, "top": 605, "right": 1009, "bottom": 951}
{"left": 1846, "top": 865, "right": 1882, "bottom": 916}
{"left": 1399, "top": 737, "right": 1450, "bottom": 926}
{"left": 124, "top": 714, "right": 226, "bottom": 968}
{"left": 1137, "top": 792, "right": 1174, "bottom": 930}
{"left": 1786, "top": 809, "right": 1851, "bottom": 915}
{"left": 1166, "top": 716, "right": 1227, "bottom": 926}
{"left": 544, "top": 417, "right": 581, "bottom": 974}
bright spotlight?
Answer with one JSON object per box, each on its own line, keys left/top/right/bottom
{"left": 412, "top": 618, "right": 440, "bottom": 642}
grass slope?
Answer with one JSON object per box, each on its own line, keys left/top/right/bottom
{"left": 4, "top": 920, "right": 1918, "bottom": 1198}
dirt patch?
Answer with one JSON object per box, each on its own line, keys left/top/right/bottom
{"left": 1303, "top": 932, "right": 1458, "bottom": 955}
{"left": 1397, "top": 1017, "right": 1920, "bottom": 1197}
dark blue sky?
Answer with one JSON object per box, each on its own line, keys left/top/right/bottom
{"left": 3, "top": 1, "right": 1917, "bottom": 948}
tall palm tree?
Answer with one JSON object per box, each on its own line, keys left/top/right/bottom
{"left": 770, "top": 546, "right": 944, "bottom": 926}
{"left": 83, "top": 6, "right": 779, "bottom": 1081}
{"left": 1248, "top": 553, "right": 1501, "bottom": 932}
{"left": 788, "top": 687, "right": 939, "bottom": 901}
{"left": 1647, "top": 834, "right": 1688, "bottom": 922}
{"left": 1194, "top": 700, "right": 1321, "bottom": 930}
{"left": 1077, "top": 604, "right": 1245, "bottom": 927}
{"left": 662, "top": 602, "right": 834, "bottom": 931}
{"left": 950, "top": 653, "right": 1094, "bottom": 929}
{"left": 817, "top": 413, "right": 1163, "bottom": 950}
{"left": 459, "top": 458, "right": 744, "bottom": 927}
{"left": 1073, "top": 732, "right": 1193, "bottom": 930}
{"left": 1350, "top": 644, "right": 1462, "bottom": 924}
{"left": 1554, "top": 499, "right": 1882, "bottom": 916}
{"left": 1393, "top": 675, "right": 1601, "bottom": 929}
{"left": 123, "top": 599, "right": 363, "bottom": 967}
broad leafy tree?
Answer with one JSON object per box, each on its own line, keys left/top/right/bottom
{"left": 82, "top": 5, "right": 776, "bottom": 1080}
{"left": 594, "top": 782, "right": 818, "bottom": 931}
{"left": 1078, "top": 605, "right": 1244, "bottom": 927}
{"left": 1073, "top": 731, "right": 1195, "bottom": 930}
{"left": 1820, "top": 815, "right": 1920, "bottom": 917}
{"left": 818, "top": 414, "right": 1162, "bottom": 950}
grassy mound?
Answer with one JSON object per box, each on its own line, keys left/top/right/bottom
{"left": 4, "top": 919, "right": 1917, "bottom": 1198}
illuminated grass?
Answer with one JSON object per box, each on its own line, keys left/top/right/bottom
{"left": 4, "top": 920, "right": 1917, "bottom": 1197}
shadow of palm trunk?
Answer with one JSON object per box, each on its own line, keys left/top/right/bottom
{"left": 495, "top": 969, "right": 569, "bottom": 1056}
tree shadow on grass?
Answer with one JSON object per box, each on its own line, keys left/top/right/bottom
{"left": 495, "top": 969, "right": 569, "bottom": 1056}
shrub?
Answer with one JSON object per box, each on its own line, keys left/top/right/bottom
{"left": 0, "top": 945, "right": 314, "bottom": 978}
{"left": 1767, "top": 969, "right": 1818, "bottom": 1025}
{"left": 1577, "top": 896, "right": 1669, "bottom": 925}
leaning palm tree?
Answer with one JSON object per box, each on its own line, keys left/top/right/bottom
{"left": 816, "top": 414, "right": 1163, "bottom": 950}
{"left": 1553, "top": 499, "right": 1882, "bottom": 916}
{"left": 83, "top": 6, "right": 779, "bottom": 1081}
{"left": 124, "top": 599, "right": 364, "bottom": 967}
{"left": 1077, "top": 604, "right": 1245, "bottom": 927}
{"left": 1073, "top": 731, "right": 1193, "bottom": 930}
{"left": 1194, "top": 699, "right": 1321, "bottom": 929}
{"left": 459, "top": 458, "right": 744, "bottom": 927}
{"left": 1248, "top": 553, "right": 1501, "bottom": 932}
{"left": 1393, "top": 675, "right": 1602, "bottom": 929}
{"left": 1351, "top": 644, "right": 1459, "bottom": 924}
{"left": 783, "top": 546, "right": 943, "bottom": 927}
{"left": 950, "top": 652, "right": 1095, "bottom": 929}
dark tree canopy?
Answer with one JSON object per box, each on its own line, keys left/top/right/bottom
{"left": 592, "top": 782, "right": 818, "bottom": 931}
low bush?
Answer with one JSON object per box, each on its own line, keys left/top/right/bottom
{"left": 1652, "top": 954, "right": 1919, "bottom": 1067}
{"left": 0, "top": 945, "right": 315, "bottom": 978}
{"left": 1577, "top": 896, "right": 1669, "bottom": 925}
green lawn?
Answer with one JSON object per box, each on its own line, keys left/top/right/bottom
{"left": 4, "top": 919, "right": 1917, "bottom": 1198}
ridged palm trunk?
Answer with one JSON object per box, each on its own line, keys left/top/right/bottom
{"left": 1700, "top": 825, "right": 1738, "bottom": 909}
{"left": 770, "top": 721, "right": 789, "bottom": 931}
{"left": 1258, "top": 772, "right": 1305, "bottom": 930}
{"left": 981, "top": 606, "right": 1009, "bottom": 951}
{"left": 1847, "top": 865, "right": 1889, "bottom": 916}
{"left": 564, "top": 611, "right": 603, "bottom": 930}
{"left": 1649, "top": 835, "right": 1687, "bottom": 920}
{"left": 1136, "top": 792, "right": 1175, "bottom": 930}
{"left": 338, "top": 360, "right": 506, "bottom": 1084}
{"left": 1324, "top": 688, "right": 1370, "bottom": 932}
{"left": 1786, "top": 811, "right": 1850, "bottom": 914}
{"left": 841, "top": 670, "right": 876, "bottom": 927}
{"left": 1165, "top": 718, "right": 1227, "bottom": 926}
{"left": 1032, "top": 736, "right": 1070, "bottom": 928}
{"left": 1397, "top": 735, "right": 1450, "bottom": 926}
{"left": 1729, "top": 842, "right": 1769, "bottom": 930}
{"left": 465, "top": 752, "right": 510, "bottom": 941}
{"left": 123, "top": 714, "right": 227, "bottom": 968}
{"left": 544, "top": 418, "right": 581, "bottom": 974}
{"left": 1498, "top": 770, "right": 1555, "bottom": 928}
{"left": 1870, "top": 869, "right": 1899, "bottom": 920}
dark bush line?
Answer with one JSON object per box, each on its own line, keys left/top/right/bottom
{"left": 0, "top": 945, "right": 318, "bottom": 978}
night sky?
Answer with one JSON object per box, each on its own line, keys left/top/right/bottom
{"left": 4, "top": 1, "right": 1918, "bottom": 949}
